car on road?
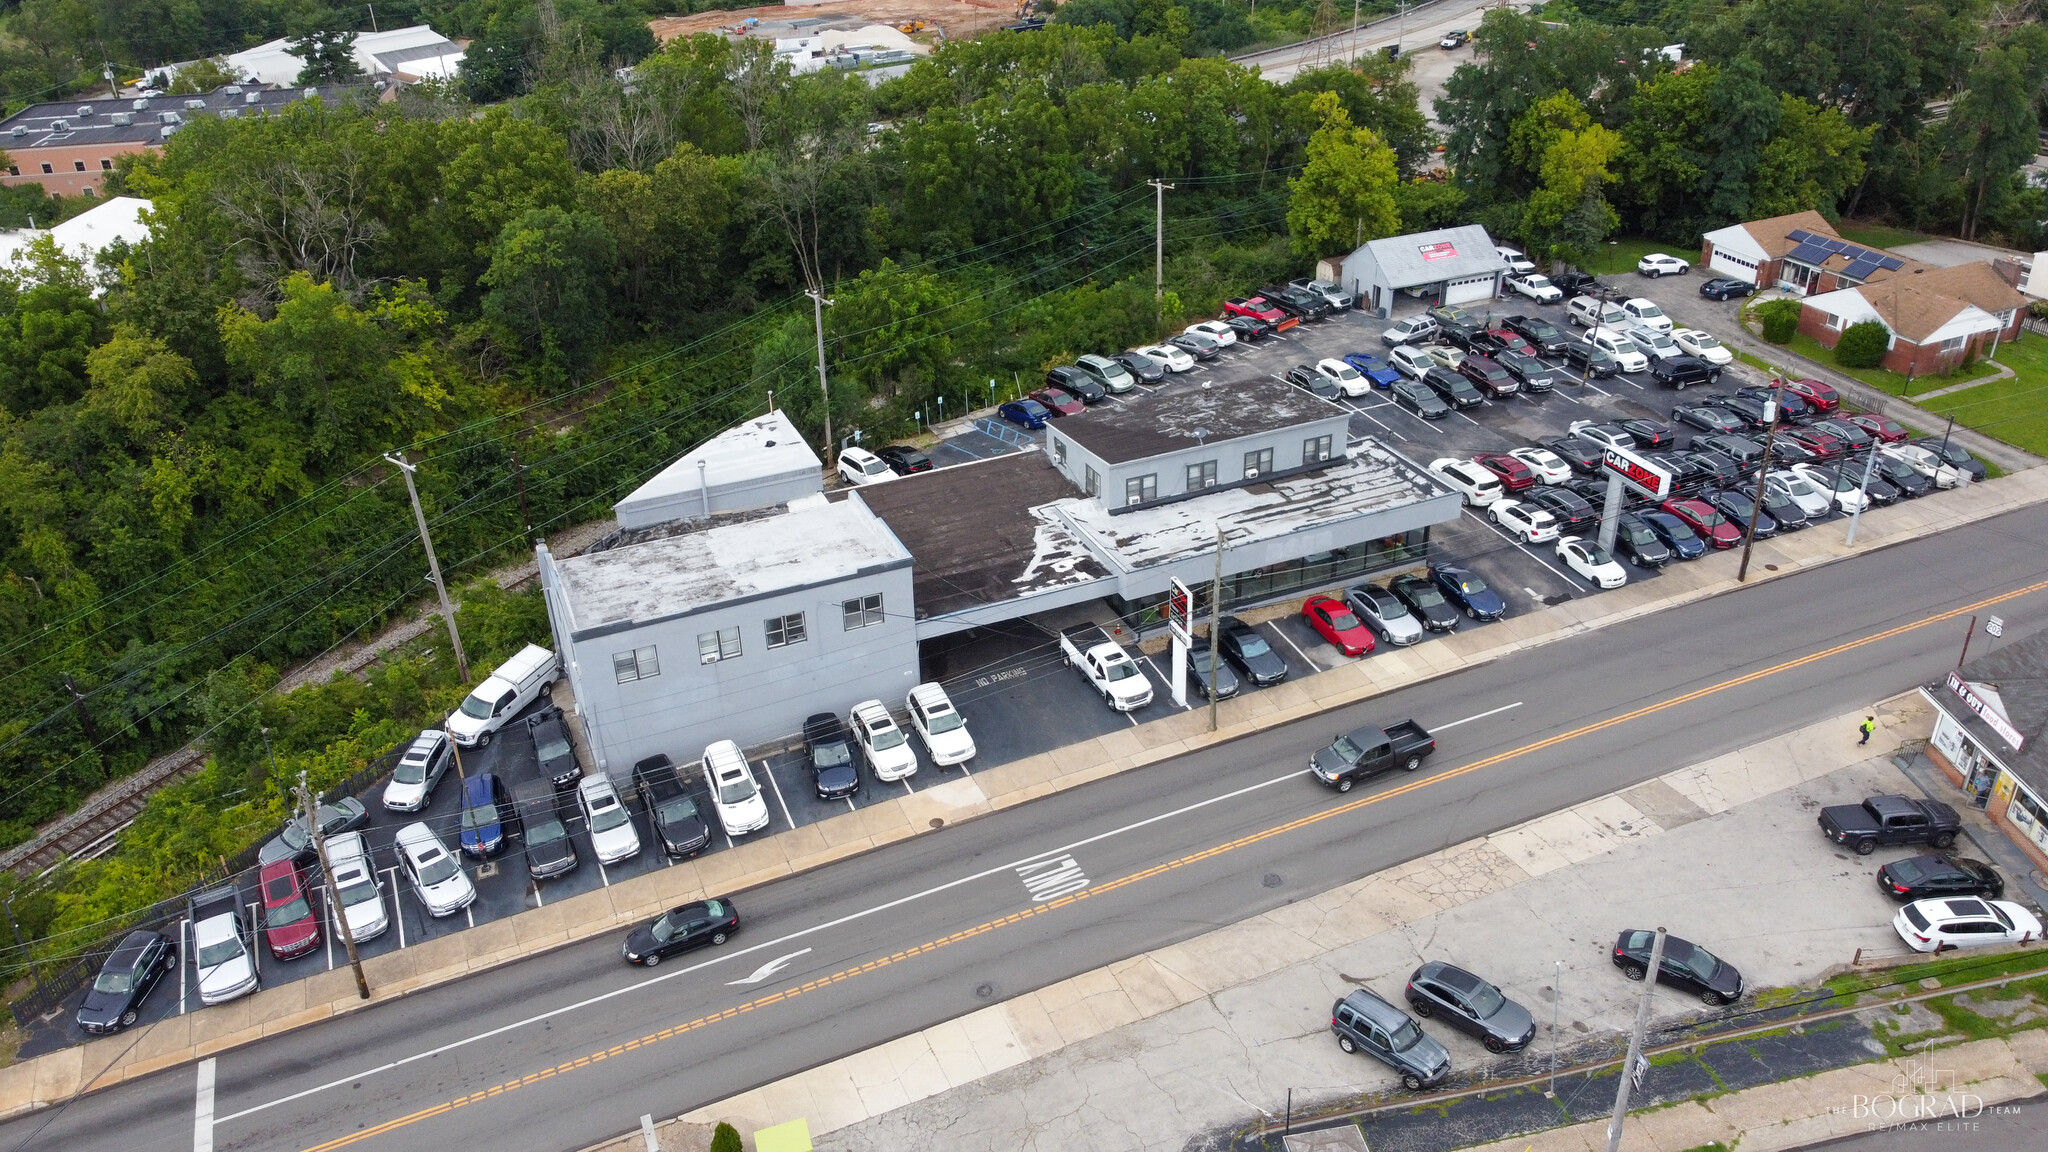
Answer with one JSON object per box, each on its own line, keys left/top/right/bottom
{"left": 1893, "top": 897, "right": 2043, "bottom": 953}
{"left": 1389, "top": 573, "right": 1459, "bottom": 633}
{"left": 1440, "top": 28, "right": 1471, "bottom": 48}
{"left": 1311, "top": 720, "right": 1435, "bottom": 791}
{"left": 1759, "top": 484, "right": 1811, "bottom": 530}
{"left": 623, "top": 897, "right": 740, "bottom": 967}
{"left": 1046, "top": 364, "right": 1105, "bottom": 402}
{"left": 1701, "top": 487, "right": 1775, "bottom": 539}
{"left": 1184, "top": 319, "right": 1238, "bottom": 347}
{"left": 1877, "top": 855, "right": 2004, "bottom": 903}
{"left": 1783, "top": 377, "right": 1840, "bottom": 413}
{"left": 1914, "top": 436, "right": 1986, "bottom": 481}
{"left": 395, "top": 822, "right": 476, "bottom": 918}
{"left": 1167, "top": 332, "right": 1222, "bottom": 361}
{"left": 1818, "top": 794, "right": 1961, "bottom": 855}
{"left": 1391, "top": 379, "right": 1451, "bottom": 419}
{"left": 260, "top": 796, "right": 368, "bottom": 867}
{"left": 1671, "top": 403, "right": 1746, "bottom": 435}
{"left": 1524, "top": 486, "right": 1598, "bottom": 533}
{"left": 1613, "top": 929, "right": 1744, "bottom": 1006}
{"left": 998, "top": 398, "right": 1050, "bottom": 429}
{"left": 1112, "top": 350, "right": 1165, "bottom": 384}
{"left": 1559, "top": 339, "right": 1619, "bottom": 377}
{"left": 1487, "top": 499, "right": 1560, "bottom": 543}
{"left": 1702, "top": 393, "right": 1774, "bottom": 431}
{"left": 458, "top": 772, "right": 511, "bottom": 858}
{"left": 1380, "top": 315, "right": 1439, "bottom": 346}
{"left": 1504, "top": 314, "right": 1569, "bottom": 356}
{"left": 1029, "top": 386, "right": 1085, "bottom": 417}
{"left": 1789, "top": 463, "right": 1871, "bottom": 513}
{"left": 1470, "top": 452, "right": 1536, "bottom": 492}
{"left": 1345, "top": 583, "right": 1424, "bottom": 647}
{"left": 851, "top": 700, "right": 919, "bottom": 782}
{"left": 1639, "top": 509, "right": 1707, "bottom": 559}
{"left": 837, "top": 445, "right": 896, "bottom": 487}
{"left": 1698, "top": 277, "right": 1754, "bottom": 300}
{"left": 1669, "top": 328, "right": 1733, "bottom": 365}
{"left": 631, "top": 757, "right": 708, "bottom": 858}
{"left": 581, "top": 771, "right": 647, "bottom": 861}
{"left": 1303, "top": 595, "right": 1374, "bottom": 657}
{"left": 1407, "top": 962, "right": 1536, "bottom": 1052}
{"left": 1660, "top": 498, "right": 1742, "bottom": 548}
{"left": 189, "top": 887, "right": 259, "bottom": 1006}
{"left": 1507, "top": 446, "right": 1573, "bottom": 485}
{"left": 1186, "top": 637, "right": 1240, "bottom": 700}
{"left": 1135, "top": 343, "right": 1195, "bottom": 373}
{"left": 1459, "top": 355, "right": 1519, "bottom": 398}
{"left": 1223, "top": 296, "right": 1289, "bottom": 323}
{"left": 1428, "top": 457, "right": 1503, "bottom": 506}
{"left": 804, "top": 712, "right": 862, "bottom": 800}
{"left": 1216, "top": 615, "right": 1289, "bottom": 685}
{"left": 1423, "top": 366, "right": 1483, "bottom": 409}
{"left": 1637, "top": 253, "right": 1690, "bottom": 277}
{"left": 1496, "top": 351, "right": 1556, "bottom": 392}
{"left": 1331, "top": 988, "right": 1451, "bottom": 1090}
{"left": 516, "top": 783, "right": 580, "bottom": 879}
{"left": 907, "top": 681, "right": 976, "bottom": 766}
{"left": 1767, "top": 470, "right": 1833, "bottom": 519}
{"left": 1343, "top": 351, "right": 1403, "bottom": 388}
{"left": 1259, "top": 283, "right": 1332, "bottom": 320}
{"left": 1387, "top": 344, "right": 1437, "bottom": 378}
{"left": 876, "top": 445, "right": 933, "bottom": 475}
{"left": 1506, "top": 272, "right": 1562, "bottom": 302}
{"left": 1286, "top": 363, "right": 1343, "bottom": 400}
{"left": 259, "top": 859, "right": 321, "bottom": 961}
{"left": 1431, "top": 564, "right": 1505, "bottom": 621}
{"left": 383, "top": 729, "right": 452, "bottom": 812}
{"left": 1620, "top": 297, "right": 1674, "bottom": 333}
{"left": 1556, "top": 536, "right": 1628, "bottom": 588}
{"left": 327, "top": 830, "right": 392, "bottom": 938}
{"left": 1611, "top": 513, "right": 1673, "bottom": 567}
{"left": 77, "top": 929, "right": 174, "bottom": 1034}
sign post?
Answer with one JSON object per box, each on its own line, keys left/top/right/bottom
{"left": 1598, "top": 445, "right": 1673, "bottom": 552}
{"left": 1167, "top": 578, "right": 1194, "bottom": 708}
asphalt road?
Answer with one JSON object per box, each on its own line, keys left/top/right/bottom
{"left": 8, "top": 503, "right": 2047, "bottom": 1152}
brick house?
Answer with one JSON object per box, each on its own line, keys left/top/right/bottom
{"left": 1796, "top": 262, "right": 2025, "bottom": 378}
{"left": 1919, "top": 632, "right": 2048, "bottom": 878}
{"left": 1699, "top": 210, "right": 1929, "bottom": 295}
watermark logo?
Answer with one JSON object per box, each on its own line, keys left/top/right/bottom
{"left": 1835, "top": 1059, "right": 1985, "bottom": 1132}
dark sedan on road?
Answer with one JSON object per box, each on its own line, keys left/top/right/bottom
{"left": 998, "top": 399, "right": 1051, "bottom": 429}
{"left": 804, "top": 712, "right": 862, "bottom": 801}
{"left": 1498, "top": 351, "right": 1556, "bottom": 392}
{"left": 518, "top": 785, "right": 580, "bottom": 878}
{"left": 1407, "top": 962, "right": 1536, "bottom": 1053}
{"left": 1698, "top": 277, "right": 1755, "bottom": 301}
{"left": 876, "top": 445, "right": 932, "bottom": 475}
{"left": 1701, "top": 487, "right": 1776, "bottom": 539}
{"left": 1225, "top": 314, "right": 1277, "bottom": 341}
{"left": 1760, "top": 485, "right": 1811, "bottom": 530}
{"left": 623, "top": 898, "right": 740, "bottom": 967}
{"left": 633, "top": 755, "right": 710, "bottom": 858}
{"left": 77, "top": 929, "right": 174, "bottom": 1034}
{"left": 1661, "top": 498, "right": 1743, "bottom": 548}
{"left": 1392, "top": 379, "right": 1451, "bottom": 419}
{"left": 1612, "top": 512, "right": 1673, "bottom": 567}
{"left": 1389, "top": 573, "right": 1459, "bottom": 633}
{"left": 1671, "top": 403, "right": 1747, "bottom": 435}
{"left": 1431, "top": 564, "right": 1505, "bottom": 622}
{"left": 1640, "top": 510, "right": 1707, "bottom": 559}
{"left": 1877, "top": 855, "right": 2004, "bottom": 903}
{"left": 1217, "top": 615, "right": 1288, "bottom": 685}
{"left": 1187, "top": 637, "right": 1240, "bottom": 700}
{"left": 1614, "top": 929, "right": 1744, "bottom": 1006}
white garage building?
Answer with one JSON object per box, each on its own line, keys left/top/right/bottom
{"left": 1336, "top": 225, "right": 1512, "bottom": 318}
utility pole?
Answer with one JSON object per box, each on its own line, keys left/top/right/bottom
{"left": 1844, "top": 443, "right": 1881, "bottom": 546}
{"left": 511, "top": 449, "right": 533, "bottom": 547}
{"left": 447, "top": 725, "right": 468, "bottom": 785}
{"left": 1607, "top": 927, "right": 1667, "bottom": 1152}
{"left": 807, "top": 289, "right": 835, "bottom": 468}
{"left": 366, "top": 3, "right": 378, "bottom": 32}
{"left": 297, "top": 771, "right": 370, "bottom": 1001}
{"left": 1149, "top": 179, "right": 1175, "bottom": 306}
{"left": 63, "top": 675, "right": 99, "bottom": 750}
{"left": 1736, "top": 375, "right": 1784, "bottom": 582}
{"left": 383, "top": 452, "right": 469, "bottom": 682}
{"left": 1206, "top": 524, "right": 1226, "bottom": 733}
{"left": 259, "top": 727, "right": 281, "bottom": 790}
{"left": 1546, "top": 959, "right": 1563, "bottom": 1098}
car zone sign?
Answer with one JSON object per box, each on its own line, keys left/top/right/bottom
{"left": 1601, "top": 445, "right": 1672, "bottom": 500}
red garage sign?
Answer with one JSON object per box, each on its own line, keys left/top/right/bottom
{"left": 1418, "top": 242, "right": 1459, "bottom": 261}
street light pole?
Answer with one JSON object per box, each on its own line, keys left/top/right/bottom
{"left": 1207, "top": 523, "right": 1226, "bottom": 733}
{"left": 383, "top": 452, "right": 469, "bottom": 682}
{"left": 1736, "top": 374, "right": 1784, "bottom": 582}
{"left": 1844, "top": 443, "right": 1881, "bottom": 546}
{"left": 297, "top": 771, "right": 370, "bottom": 1000}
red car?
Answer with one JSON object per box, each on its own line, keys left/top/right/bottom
{"left": 1846, "top": 413, "right": 1909, "bottom": 443}
{"left": 1484, "top": 327, "right": 1533, "bottom": 355}
{"left": 1302, "top": 595, "right": 1375, "bottom": 657}
{"left": 1784, "top": 378, "right": 1840, "bottom": 413}
{"left": 259, "top": 859, "right": 321, "bottom": 961}
{"left": 1660, "top": 498, "right": 1743, "bottom": 548}
{"left": 1471, "top": 452, "right": 1537, "bottom": 491}
{"left": 1223, "top": 296, "right": 1289, "bottom": 323}
{"left": 1030, "top": 386, "right": 1086, "bottom": 416}
{"left": 1783, "top": 427, "right": 1846, "bottom": 459}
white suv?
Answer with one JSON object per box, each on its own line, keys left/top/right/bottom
{"left": 383, "top": 729, "right": 451, "bottom": 812}
{"left": 1388, "top": 345, "right": 1437, "bottom": 378}
{"left": 837, "top": 446, "right": 895, "bottom": 487}
{"left": 395, "top": 822, "right": 476, "bottom": 917}
{"left": 906, "top": 682, "right": 975, "bottom": 766}
{"left": 1581, "top": 329, "right": 1649, "bottom": 373}
{"left": 326, "top": 831, "right": 389, "bottom": 943}
{"left": 578, "top": 774, "right": 644, "bottom": 863}
{"left": 1621, "top": 298, "right": 1672, "bottom": 333}
{"left": 1428, "top": 458, "right": 1504, "bottom": 506}
{"left": 702, "top": 739, "right": 770, "bottom": 836}
{"left": 851, "top": 700, "right": 918, "bottom": 782}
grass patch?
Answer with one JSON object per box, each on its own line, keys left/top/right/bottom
{"left": 1578, "top": 236, "right": 1672, "bottom": 276}
{"left": 1836, "top": 221, "right": 1933, "bottom": 250}
{"left": 1776, "top": 332, "right": 2000, "bottom": 397}
{"left": 1825, "top": 950, "right": 2048, "bottom": 1000}
{"left": 1915, "top": 332, "right": 2048, "bottom": 457}
{"left": 1673, "top": 1143, "right": 1731, "bottom": 1152}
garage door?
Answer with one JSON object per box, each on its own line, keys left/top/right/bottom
{"left": 1709, "top": 249, "right": 1759, "bottom": 284}
{"left": 1444, "top": 274, "right": 1496, "bottom": 304}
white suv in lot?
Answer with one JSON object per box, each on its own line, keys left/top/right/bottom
{"left": 1428, "top": 458, "right": 1504, "bottom": 506}
{"left": 395, "top": 822, "right": 476, "bottom": 917}
{"left": 1387, "top": 345, "right": 1437, "bottom": 378}
{"left": 1184, "top": 320, "right": 1238, "bottom": 347}
{"left": 1620, "top": 298, "right": 1673, "bottom": 333}
{"left": 383, "top": 729, "right": 451, "bottom": 812}
{"left": 326, "top": 831, "right": 389, "bottom": 943}
{"left": 851, "top": 699, "right": 918, "bottom": 782}
{"left": 578, "top": 774, "right": 645, "bottom": 862}
{"left": 1580, "top": 329, "right": 1650, "bottom": 373}
{"left": 701, "top": 740, "right": 770, "bottom": 836}
{"left": 837, "top": 446, "right": 895, "bottom": 487}
{"left": 906, "top": 682, "right": 975, "bottom": 766}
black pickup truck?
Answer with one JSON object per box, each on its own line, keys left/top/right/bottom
{"left": 1818, "top": 795, "right": 1962, "bottom": 855}
{"left": 1311, "top": 721, "right": 1436, "bottom": 792}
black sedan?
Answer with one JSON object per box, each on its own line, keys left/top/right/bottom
{"left": 1423, "top": 366, "right": 1484, "bottom": 409}
{"left": 1431, "top": 564, "right": 1505, "bottom": 621}
{"left": 260, "top": 797, "right": 369, "bottom": 866}
{"left": 1187, "top": 637, "right": 1241, "bottom": 700}
{"left": 77, "top": 929, "right": 174, "bottom": 1034}
{"left": 1693, "top": 434, "right": 1767, "bottom": 467}
{"left": 1699, "top": 277, "right": 1755, "bottom": 301}
{"left": 634, "top": 754, "right": 711, "bottom": 857}
{"left": 1113, "top": 350, "right": 1166, "bottom": 384}
{"left": 1392, "top": 379, "right": 1451, "bottom": 419}
{"left": 1701, "top": 487, "right": 1776, "bottom": 539}
{"left": 1707, "top": 394, "right": 1776, "bottom": 431}
{"left": 1524, "top": 487, "right": 1598, "bottom": 533}
{"left": 1224, "top": 314, "right": 1277, "bottom": 341}
{"left": 1045, "top": 365, "right": 1105, "bottom": 403}
{"left": 1406, "top": 962, "right": 1536, "bottom": 1053}
{"left": 1682, "top": 449, "right": 1743, "bottom": 489}
{"left": 623, "top": 898, "right": 740, "bottom": 966}
{"left": 1810, "top": 417, "right": 1874, "bottom": 451}
{"left": 1613, "top": 929, "right": 1744, "bottom": 1006}
{"left": 1734, "top": 385, "right": 1810, "bottom": 425}
{"left": 1914, "top": 436, "right": 1987, "bottom": 481}
{"left": 1286, "top": 363, "right": 1343, "bottom": 400}
{"left": 1498, "top": 351, "right": 1556, "bottom": 392}
{"left": 803, "top": 712, "right": 861, "bottom": 801}
{"left": 1760, "top": 485, "right": 1810, "bottom": 530}
{"left": 1616, "top": 418, "right": 1674, "bottom": 449}
{"left": 1640, "top": 510, "right": 1707, "bottom": 559}
{"left": 876, "top": 445, "right": 933, "bottom": 475}
{"left": 1545, "top": 435, "right": 1605, "bottom": 474}
{"left": 1389, "top": 573, "right": 1459, "bottom": 633}
{"left": 1671, "top": 404, "right": 1747, "bottom": 435}
{"left": 1559, "top": 340, "right": 1620, "bottom": 377}
{"left": 1216, "top": 616, "right": 1288, "bottom": 685}
{"left": 1167, "top": 333, "right": 1222, "bottom": 361}
{"left": 1876, "top": 855, "right": 2004, "bottom": 902}
{"left": 1612, "top": 513, "right": 1672, "bottom": 567}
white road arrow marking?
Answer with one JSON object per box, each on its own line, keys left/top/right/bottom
{"left": 725, "top": 948, "right": 813, "bottom": 986}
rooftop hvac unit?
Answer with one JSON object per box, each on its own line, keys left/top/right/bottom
{"left": 131, "top": 97, "right": 149, "bottom": 110}
{"left": 184, "top": 98, "right": 205, "bottom": 111}
{"left": 76, "top": 105, "right": 93, "bottom": 117}
{"left": 8, "top": 125, "right": 24, "bottom": 138}
{"left": 224, "top": 85, "right": 243, "bottom": 95}
{"left": 48, "top": 119, "right": 68, "bottom": 131}
{"left": 302, "top": 87, "right": 318, "bottom": 99}
{"left": 159, "top": 125, "right": 177, "bottom": 139}
{"left": 158, "top": 111, "right": 181, "bottom": 124}
{"left": 109, "top": 112, "right": 132, "bottom": 126}
{"left": 244, "top": 91, "right": 260, "bottom": 104}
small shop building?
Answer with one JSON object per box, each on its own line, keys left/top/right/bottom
{"left": 1336, "top": 225, "right": 1510, "bottom": 318}
{"left": 1919, "top": 631, "right": 2048, "bottom": 874}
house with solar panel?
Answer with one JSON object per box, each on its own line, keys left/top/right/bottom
{"left": 1697, "top": 211, "right": 1914, "bottom": 295}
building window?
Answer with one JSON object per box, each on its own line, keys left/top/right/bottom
{"left": 99, "top": 159, "right": 111, "bottom": 171}
{"left": 1940, "top": 335, "right": 1967, "bottom": 354}
{"left": 765, "top": 612, "right": 807, "bottom": 649}
{"left": 697, "top": 627, "right": 742, "bottom": 664}
{"left": 1124, "top": 474, "right": 1156, "bottom": 505}
{"left": 612, "top": 646, "right": 659, "bottom": 683}
{"left": 1824, "top": 313, "right": 1843, "bottom": 330}
{"left": 1304, "top": 435, "right": 1334, "bottom": 463}
{"left": 842, "top": 594, "right": 884, "bottom": 630}
{"left": 39, "top": 163, "right": 52, "bottom": 175}
{"left": 1052, "top": 436, "right": 1067, "bottom": 465}
{"left": 1242, "top": 448, "right": 1274, "bottom": 478}
{"left": 1185, "top": 460, "right": 1218, "bottom": 491}
{"left": 71, "top": 160, "right": 84, "bottom": 172}
{"left": 5, "top": 167, "right": 15, "bottom": 176}
{"left": 1084, "top": 465, "right": 1100, "bottom": 497}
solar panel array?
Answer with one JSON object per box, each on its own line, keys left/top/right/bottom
{"left": 1783, "top": 229, "right": 1905, "bottom": 279}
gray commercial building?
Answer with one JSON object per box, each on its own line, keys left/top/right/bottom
{"left": 1338, "top": 225, "right": 1511, "bottom": 317}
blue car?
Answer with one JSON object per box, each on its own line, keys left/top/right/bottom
{"left": 1430, "top": 564, "right": 1505, "bottom": 622}
{"left": 1343, "top": 351, "right": 1403, "bottom": 389}
{"left": 1639, "top": 510, "right": 1708, "bottom": 560}
{"left": 459, "top": 773, "right": 509, "bottom": 858}
{"left": 999, "top": 399, "right": 1051, "bottom": 429}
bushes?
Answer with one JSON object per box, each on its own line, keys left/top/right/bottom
{"left": 1754, "top": 299, "right": 1802, "bottom": 343}
{"left": 1835, "top": 320, "right": 1891, "bottom": 368}
{"left": 710, "top": 1123, "right": 743, "bottom": 1152}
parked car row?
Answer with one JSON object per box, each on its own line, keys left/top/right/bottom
{"left": 1817, "top": 793, "right": 2043, "bottom": 952}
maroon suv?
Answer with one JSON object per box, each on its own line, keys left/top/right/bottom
{"left": 1660, "top": 498, "right": 1743, "bottom": 549}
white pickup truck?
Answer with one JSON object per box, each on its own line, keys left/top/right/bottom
{"left": 1060, "top": 624, "right": 1153, "bottom": 711}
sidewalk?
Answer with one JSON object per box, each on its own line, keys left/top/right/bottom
{"left": 593, "top": 696, "right": 2041, "bottom": 1152}
{"left": 4, "top": 465, "right": 2045, "bottom": 1120}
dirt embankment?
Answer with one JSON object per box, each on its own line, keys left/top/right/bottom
{"left": 650, "top": 0, "right": 1025, "bottom": 45}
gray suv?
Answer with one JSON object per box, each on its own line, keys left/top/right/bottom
{"left": 1330, "top": 988, "right": 1451, "bottom": 1090}
{"left": 1405, "top": 962, "right": 1536, "bottom": 1053}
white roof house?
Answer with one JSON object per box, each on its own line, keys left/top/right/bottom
{"left": 222, "top": 26, "right": 464, "bottom": 87}
{"left": 0, "top": 195, "right": 151, "bottom": 288}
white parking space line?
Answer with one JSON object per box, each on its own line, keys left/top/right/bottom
{"left": 1263, "top": 619, "right": 1320, "bottom": 674}
{"left": 1435, "top": 701, "right": 1524, "bottom": 730}
{"left": 247, "top": 900, "right": 263, "bottom": 982}
{"left": 595, "top": 856, "right": 610, "bottom": 887}
{"left": 194, "top": 1057, "right": 216, "bottom": 1152}
{"left": 465, "top": 903, "right": 476, "bottom": 928}
{"left": 323, "top": 890, "right": 335, "bottom": 970}
{"left": 1139, "top": 655, "right": 1195, "bottom": 711}
{"left": 532, "top": 879, "right": 546, "bottom": 908}
{"left": 758, "top": 756, "right": 798, "bottom": 828}
{"left": 1462, "top": 508, "right": 1587, "bottom": 589}
{"left": 178, "top": 918, "right": 189, "bottom": 1013}
{"left": 386, "top": 867, "right": 406, "bottom": 948}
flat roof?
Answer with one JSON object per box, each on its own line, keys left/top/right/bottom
{"left": 0, "top": 84, "right": 355, "bottom": 150}
{"left": 551, "top": 498, "right": 910, "bottom": 636}
{"left": 852, "top": 450, "right": 1109, "bottom": 619}
{"left": 1054, "top": 377, "right": 1340, "bottom": 465}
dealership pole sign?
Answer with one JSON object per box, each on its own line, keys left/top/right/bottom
{"left": 1946, "top": 671, "right": 2025, "bottom": 751}
{"left": 1168, "top": 578, "right": 1194, "bottom": 708}
{"left": 1601, "top": 445, "right": 1673, "bottom": 501}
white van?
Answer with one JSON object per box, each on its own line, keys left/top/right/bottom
{"left": 445, "top": 644, "right": 559, "bottom": 747}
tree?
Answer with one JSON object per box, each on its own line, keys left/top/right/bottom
{"left": 1286, "top": 92, "right": 1400, "bottom": 259}
{"left": 169, "top": 59, "right": 241, "bottom": 95}
{"left": 1511, "top": 93, "right": 1621, "bottom": 265}
{"left": 1754, "top": 299, "right": 1802, "bottom": 343}
{"left": 287, "top": 31, "right": 364, "bottom": 86}
{"left": 1751, "top": 96, "right": 1871, "bottom": 220}
{"left": 219, "top": 273, "right": 403, "bottom": 466}
{"left": 1835, "top": 320, "right": 1890, "bottom": 368}
{"left": 1947, "top": 43, "right": 2043, "bottom": 241}
{"left": 0, "top": 238, "right": 106, "bottom": 414}
{"left": 479, "top": 207, "right": 616, "bottom": 384}
{"left": 732, "top": 49, "right": 874, "bottom": 293}
{"left": 1285, "top": 57, "right": 1434, "bottom": 173}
